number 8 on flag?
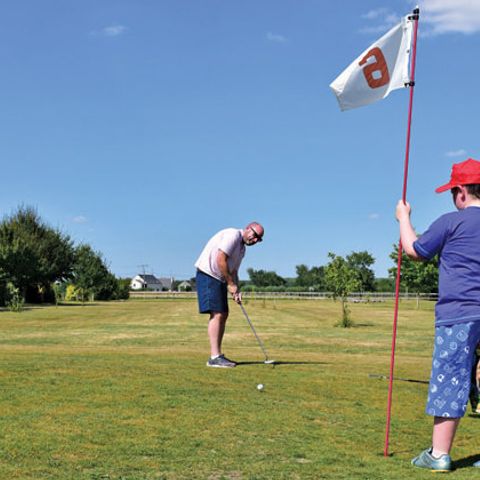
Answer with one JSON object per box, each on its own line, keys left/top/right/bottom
{"left": 330, "top": 15, "right": 414, "bottom": 111}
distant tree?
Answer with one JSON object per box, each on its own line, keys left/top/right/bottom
{"left": 346, "top": 251, "right": 376, "bottom": 292}
{"left": 388, "top": 243, "right": 438, "bottom": 295}
{"left": 375, "top": 277, "right": 396, "bottom": 292}
{"left": 295, "top": 264, "right": 325, "bottom": 291}
{"left": 324, "top": 252, "right": 361, "bottom": 327}
{"left": 247, "top": 268, "right": 286, "bottom": 287}
{"left": 0, "top": 206, "right": 74, "bottom": 302}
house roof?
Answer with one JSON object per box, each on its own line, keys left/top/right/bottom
{"left": 138, "top": 274, "right": 161, "bottom": 284}
{"left": 158, "top": 277, "right": 173, "bottom": 289}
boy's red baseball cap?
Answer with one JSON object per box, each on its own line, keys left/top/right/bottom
{"left": 435, "top": 158, "right": 480, "bottom": 193}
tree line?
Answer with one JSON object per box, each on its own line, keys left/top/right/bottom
{"left": 243, "top": 248, "right": 438, "bottom": 294}
{"left": 0, "top": 206, "right": 129, "bottom": 310}
{"left": 244, "top": 249, "right": 438, "bottom": 328}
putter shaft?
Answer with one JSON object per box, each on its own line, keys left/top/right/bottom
{"left": 239, "top": 303, "right": 270, "bottom": 361}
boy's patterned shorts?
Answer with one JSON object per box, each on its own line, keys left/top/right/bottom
{"left": 426, "top": 321, "right": 480, "bottom": 418}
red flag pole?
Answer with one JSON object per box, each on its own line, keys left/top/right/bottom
{"left": 384, "top": 6, "right": 420, "bottom": 457}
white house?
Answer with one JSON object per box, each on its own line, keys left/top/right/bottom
{"left": 178, "top": 280, "right": 192, "bottom": 291}
{"left": 130, "top": 274, "right": 164, "bottom": 291}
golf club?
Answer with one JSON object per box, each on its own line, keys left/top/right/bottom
{"left": 239, "top": 303, "right": 275, "bottom": 364}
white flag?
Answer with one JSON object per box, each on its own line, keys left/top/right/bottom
{"left": 330, "top": 16, "right": 413, "bottom": 111}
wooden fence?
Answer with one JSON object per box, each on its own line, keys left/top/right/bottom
{"left": 129, "top": 291, "right": 438, "bottom": 301}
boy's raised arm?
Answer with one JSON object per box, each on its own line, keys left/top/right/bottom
{"left": 396, "top": 200, "right": 421, "bottom": 260}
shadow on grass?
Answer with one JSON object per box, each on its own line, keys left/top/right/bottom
{"left": 453, "top": 453, "right": 480, "bottom": 470}
{"left": 56, "top": 302, "right": 102, "bottom": 307}
{"left": 368, "top": 374, "right": 429, "bottom": 384}
{"left": 352, "top": 323, "right": 375, "bottom": 328}
{"left": 236, "top": 361, "right": 329, "bottom": 366}
{"left": 0, "top": 303, "right": 101, "bottom": 312}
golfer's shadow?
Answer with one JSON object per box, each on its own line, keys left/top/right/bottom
{"left": 235, "top": 361, "right": 329, "bottom": 366}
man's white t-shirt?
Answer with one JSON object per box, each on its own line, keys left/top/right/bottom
{"left": 195, "top": 228, "right": 246, "bottom": 282}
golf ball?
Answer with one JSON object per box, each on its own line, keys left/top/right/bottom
{"left": 257, "top": 383, "right": 264, "bottom": 391}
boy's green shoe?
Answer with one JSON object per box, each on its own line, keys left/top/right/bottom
{"left": 411, "top": 448, "right": 452, "bottom": 472}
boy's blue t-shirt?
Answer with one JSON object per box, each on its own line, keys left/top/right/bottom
{"left": 413, "top": 206, "right": 480, "bottom": 326}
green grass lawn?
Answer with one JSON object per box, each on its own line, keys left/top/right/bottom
{"left": 1, "top": 298, "right": 480, "bottom": 479}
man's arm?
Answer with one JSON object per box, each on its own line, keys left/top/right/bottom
{"left": 217, "top": 250, "right": 242, "bottom": 303}
{"left": 396, "top": 200, "right": 421, "bottom": 260}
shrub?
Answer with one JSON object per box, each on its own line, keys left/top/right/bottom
{"left": 5, "top": 282, "right": 24, "bottom": 312}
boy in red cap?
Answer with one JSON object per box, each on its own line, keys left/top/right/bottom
{"left": 396, "top": 158, "right": 480, "bottom": 472}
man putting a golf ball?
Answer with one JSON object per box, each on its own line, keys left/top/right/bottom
{"left": 195, "top": 222, "right": 264, "bottom": 368}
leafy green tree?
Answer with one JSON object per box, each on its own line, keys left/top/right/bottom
{"left": 295, "top": 264, "right": 325, "bottom": 291}
{"left": 72, "top": 245, "right": 129, "bottom": 302}
{"left": 375, "top": 277, "right": 395, "bottom": 292}
{"left": 73, "top": 244, "right": 111, "bottom": 302}
{"left": 388, "top": 243, "right": 439, "bottom": 295}
{"left": 324, "top": 252, "right": 361, "bottom": 327}
{"left": 0, "top": 206, "right": 74, "bottom": 302}
{"left": 247, "top": 268, "right": 286, "bottom": 287}
{"left": 346, "top": 251, "right": 376, "bottom": 292}
{"left": 115, "top": 278, "right": 131, "bottom": 299}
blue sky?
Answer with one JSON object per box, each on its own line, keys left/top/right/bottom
{"left": 2, "top": 0, "right": 480, "bottom": 280}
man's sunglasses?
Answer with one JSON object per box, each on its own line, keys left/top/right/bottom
{"left": 249, "top": 226, "right": 263, "bottom": 242}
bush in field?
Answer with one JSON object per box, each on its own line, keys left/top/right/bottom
{"left": 5, "top": 282, "right": 24, "bottom": 312}
{"left": 65, "top": 284, "right": 80, "bottom": 301}
{"left": 52, "top": 282, "right": 66, "bottom": 305}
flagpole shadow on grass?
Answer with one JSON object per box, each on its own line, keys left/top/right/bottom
{"left": 368, "top": 373, "right": 428, "bottom": 385}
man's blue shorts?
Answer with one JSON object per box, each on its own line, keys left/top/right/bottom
{"left": 196, "top": 270, "right": 228, "bottom": 314}
{"left": 426, "top": 321, "right": 480, "bottom": 418}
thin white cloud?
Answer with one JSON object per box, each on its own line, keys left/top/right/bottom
{"left": 90, "top": 24, "right": 128, "bottom": 37}
{"left": 72, "top": 215, "right": 88, "bottom": 224}
{"left": 102, "top": 24, "right": 127, "bottom": 37}
{"left": 362, "top": 8, "right": 389, "bottom": 20}
{"left": 359, "top": 9, "right": 400, "bottom": 35}
{"left": 266, "top": 32, "right": 287, "bottom": 43}
{"left": 368, "top": 213, "right": 380, "bottom": 220}
{"left": 418, "top": 0, "right": 480, "bottom": 35}
{"left": 445, "top": 149, "right": 467, "bottom": 158}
